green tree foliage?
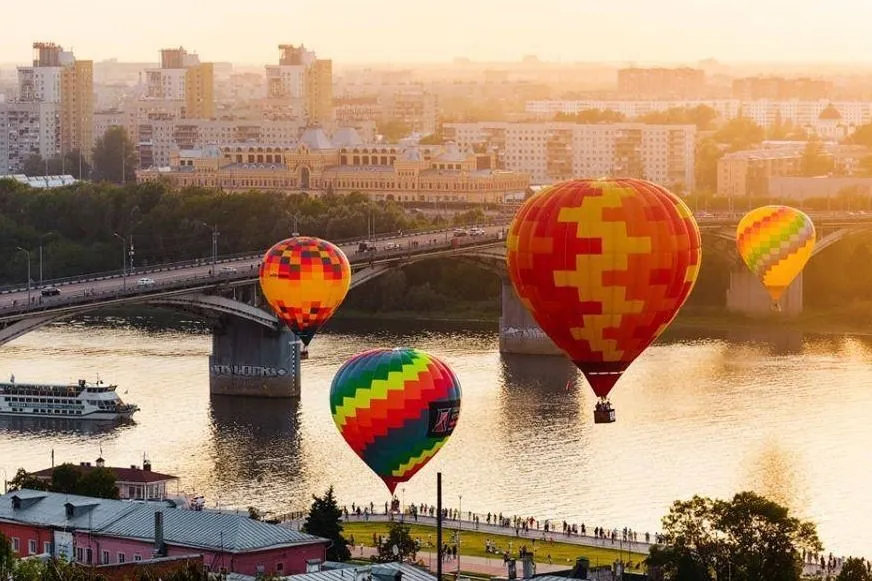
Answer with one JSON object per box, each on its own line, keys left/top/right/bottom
{"left": 554, "top": 109, "right": 626, "bottom": 123}
{"left": 418, "top": 130, "right": 444, "bottom": 145}
{"left": 837, "top": 557, "right": 872, "bottom": 581}
{"left": 846, "top": 123, "right": 872, "bottom": 147}
{"left": 6, "top": 468, "right": 48, "bottom": 492}
{"left": 91, "top": 126, "right": 137, "bottom": 184}
{"left": 248, "top": 506, "right": 262, "bottom": 520}
{"left": 301, "top": 486, "right": 351, "bottom": 562}
{"left": 637, "top": 105, "right": 719, "bottom": 130}
{"left": 9, "top": 465, "right": 119, "bottom": 499}
{"left": 0, "top": 183, "right": 435, "bottom": 285}
{"left": 374, "top": 520, "right": 417, "bottom": 563}
{"left": 713, "top": 117, "right": 766, "bottom": 151}
{"left": 694, "top": 138, "right": 724, "bottom": 192}
{"left": 377, "top": 120, "right": 412, "bottom": 142}
{"left": 0, "top": 531, "right": 13, "bottom": 577}
{"left": 647, "top": 491, "right": 821, "bottom": 581}
{"left": 800, "top": 137, "right": 835, "bottom": 176}
{"left": 21, "top": 151, "right": 92, "bottom": 179}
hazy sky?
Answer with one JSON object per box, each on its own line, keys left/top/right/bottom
{"left": 2, "top": 0, "right": 872, "bottom": 65}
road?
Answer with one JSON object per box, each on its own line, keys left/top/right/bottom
{"left": 0, "top": 224, "right": 509, "bottom": 317}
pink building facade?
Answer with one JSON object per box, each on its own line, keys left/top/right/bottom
{"left": 73, "top": 531, "right": 327, "bottom": 577}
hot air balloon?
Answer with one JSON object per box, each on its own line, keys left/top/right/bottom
{"left": 506, "top": 178, "right": 701, "bottom": 424}
{"left": 329, "top": 347, "right": 462, "bottom": 493}
{"left": 259, "top": 236, "right": 351, "bottom": 358}
{"left": 736, "top": 206, "right": 816, "bottom": 311}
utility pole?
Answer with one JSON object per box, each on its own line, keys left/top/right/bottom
{"left": 16, "top": 247, "right": 31, "bottom": 305}
{"left": 113, "top": 232, "right": 127, "bottom": 290}
{"left": 199, "top": 222, "right": 219, "bottom": 272}
{"left": 436, "top": 473, "right": 442, "bottom": 581}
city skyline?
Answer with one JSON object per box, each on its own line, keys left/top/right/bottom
{"left": 2, "top": 0, "right": 872, "bottom": 66}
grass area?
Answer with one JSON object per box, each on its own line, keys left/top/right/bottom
{"left": 341, "top": 520, "right": 647, "bottom": 570}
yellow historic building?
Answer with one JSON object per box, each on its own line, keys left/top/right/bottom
{"left": 136, "top": 128, "right": 530, "bottom": 203}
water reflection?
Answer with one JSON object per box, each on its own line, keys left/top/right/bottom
{"left": 740, "top": 437, "right": 810, "bottom": 518}
{"left": 205, "top": 395, "right": 303, "bottom": 511}
{"left": 0, "top": 416, "right": 135, "bottom": 438}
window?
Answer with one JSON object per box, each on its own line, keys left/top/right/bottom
{"left": 11, "top": 537, "right": 19, "bottom": 553}
{"left": 76, "top": 547, "right": 84, "bottom": 562}
{"left": 134, "top": 553, "right": 142, "bottom": 561}
{"left": 102, "top": 550, "right": 109, "bottom": 564}
{"left": 28, "top": 539, "right": 36, "bottom": 555}
{"left": 44, "top": 542, "right": 52, "bottom": 555}
{"left": 118, "top": 552, "right": 126, "bottom": 564}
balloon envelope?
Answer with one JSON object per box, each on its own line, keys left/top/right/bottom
{"left": 329, "top": 347, "right": 462, "bottom": 493}
{"left": 736, "top": 206, "right": 816, "bottom": 303}
{"left": 259, "top": 236, "right": 351, "bottom": 345}
{"left": 506, "top": 178, "right": 701, "bottom": 399}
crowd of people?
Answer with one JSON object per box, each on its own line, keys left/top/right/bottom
{"left": 339, "top": 498, "right": 657, "bottom": 549}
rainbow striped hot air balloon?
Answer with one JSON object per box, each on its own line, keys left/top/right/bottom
{"left": 329, "top": 348, "right": 462, "bottom": 493}
{"left": 736, "top": 206, "right": 816, "bottom": 308}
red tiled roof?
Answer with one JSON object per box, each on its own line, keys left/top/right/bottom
{"left": 31, "top": 465, "right": 178, "bottom": 484}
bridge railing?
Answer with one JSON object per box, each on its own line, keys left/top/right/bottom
{"left": 0, "top": 232, "right": 507, "bottom": 319}
{"left": 0, "top": 220, "right": 511, "bottom": 296}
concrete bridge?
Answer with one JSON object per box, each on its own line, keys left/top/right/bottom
{"left": 2, "top": 211, "right": 871, "bottom": 397}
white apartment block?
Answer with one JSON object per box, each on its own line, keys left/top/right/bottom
{"left": 526, "top": 99, "right": 872, "bottom": 132}
{"left": 0, "top": 101, "right": 50, "bottom": 174}
{"left": 443, "top": 122, "right": 696, "bottom": 190}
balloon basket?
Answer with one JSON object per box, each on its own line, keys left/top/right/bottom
{"left": 299, "top": 346, "right": 309, "bottom": 360}
{"left": 594, "top": 407, "right": 616, "bottom": 424}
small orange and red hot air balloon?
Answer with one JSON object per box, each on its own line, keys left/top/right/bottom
{"left": 259, "top": 236, "right": 351, "bottom": 358}
{"left": 506, "top": 178, "right": 701, "bottom": 423}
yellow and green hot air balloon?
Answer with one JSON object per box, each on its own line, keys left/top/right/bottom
{"left": 736, "top": 206, "right": 816, "bottom": 310}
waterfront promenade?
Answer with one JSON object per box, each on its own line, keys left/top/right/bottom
{"left": 283, "top": 512, "right": 653, "bottom": 556}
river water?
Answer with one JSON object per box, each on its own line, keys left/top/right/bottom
{"left": 0, "top": 316, "right": 869, "bottom": 556}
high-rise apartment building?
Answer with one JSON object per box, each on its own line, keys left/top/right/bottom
{"left": 2, "top": 42, "right": 92, "bottom": 171}
{"left": 617, "top": 67, "right": 707, "bottom": 99}
{"left": 265, "top": 44, "right": 333, "bottom": 124}
{"left": 143, "top": 47, "right": 214, "bottom": 118}
{"left": 732, "top": 77, "right": 832, "bottom": 101}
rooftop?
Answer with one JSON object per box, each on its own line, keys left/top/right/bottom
{"left": 31, "top": 463, "right": 177, "bottom": 484}
{"left": 0, "top": 490, "right": 327, "bottom": 554}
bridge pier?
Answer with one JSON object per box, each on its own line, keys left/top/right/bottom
{"left": 726, "top": 268, "right": 803, "bottom": 316}
{"left": 499, "top": 280, "right": 564, "bottom": 356}
{"left": 209, "top": 318, "right": 301, "bottom": 397}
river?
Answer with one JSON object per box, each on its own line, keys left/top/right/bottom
{"left": 0, "top": 315, "right": 869, "bottom": 556}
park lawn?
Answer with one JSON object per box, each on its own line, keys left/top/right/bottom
{"left": 341, "top": 521, "right": 648, "bottom": 571}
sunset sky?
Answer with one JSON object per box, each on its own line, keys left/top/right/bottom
{"left": 1, "top": 0, "right": 871, "bottom": 65}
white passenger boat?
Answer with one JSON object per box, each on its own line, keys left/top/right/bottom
{"left": 0, "top": 377, "right": 139, "bottom": 420}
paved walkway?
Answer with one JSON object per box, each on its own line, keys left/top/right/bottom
{"left": 350, "top": 545, "right": 574, "bottom": 577}
{"left": 284, "top": 513, "right": 651, "bottom": 556}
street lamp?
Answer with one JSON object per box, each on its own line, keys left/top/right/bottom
{"left": 112, "top": 233, "right": 127, "bottom": 290}
{"left": 401, "top": 487, "right": 406, "bottom": 522}
{"left": 199, "top": 222, "right": 219, "bottom": 273}
{"left": 456, "top": 494, "right": 462, "bottom": 575}
{"left": 16, "top": 247, "right": 32, "bottom": 305}
{"left": 38, "top": 232, "right": 57, "bottom": 287}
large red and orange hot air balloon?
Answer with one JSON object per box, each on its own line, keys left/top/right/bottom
{"left": 259, "top": 236, "right": 351, "bottom": 358}
{"left": 506, "top": 178, "right": 701, "bottom": 423}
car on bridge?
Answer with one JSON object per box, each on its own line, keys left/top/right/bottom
{"left": 453, "top": 229, "right": 469, "bottom": 238}
{"left": 469, "top": 227, "right": 486, "bottom": 236}
{"left": 40, "top": 286, "right": 61, "bottom": 297}
{"left": 218, "top": 266, "right": 238, "bottom": 274}
{"left": 137, "top": 277, "right": 155, "bottom": 288}
{"left": 356, "top": 242, "right": 377, "bottom": 254}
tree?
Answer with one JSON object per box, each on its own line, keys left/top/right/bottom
{"left": 92, "top": 126, "right": 137, "bottom": 184}
{"left": 0, "top": 531, "right": 13, "bottom": 577}
{"left": 800, "top": 137, "right": 834, "bottom": 176}
{"left": 75, "top": 467, "right": 120, "bottom": 499}
{"left": 837, "top": 557, "right": 872, "bottom": 581}
{"left": 374, "top": 520, "right": 417, "bottom": 563}
{"left": 694, "top": 138, "right": 724, "bottom": 192}
{"left": 301, "top": 486, "right": 351, "bottom": 561}
{"left": 50, "top": 463, "right": 81, "bottom": 494}
{"left": 377, "top": 120, "right": 412, "bottom": 143}
{"left": 248, "top": 506, "right": 262, "bottom": 520}
{"left": 6, "top": 468, "right": 48, "bottom": 492}
{"left": 713, "top": 117, "right": 766, "bottom": 151}
{"left": 648, "top": 491, "right": 820, "bottom": 581}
